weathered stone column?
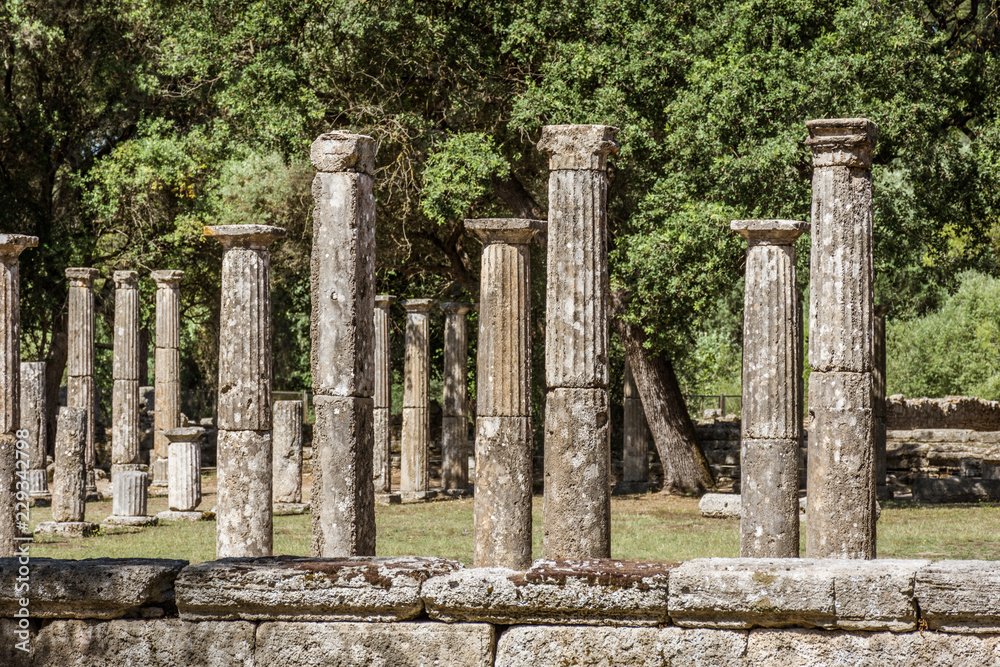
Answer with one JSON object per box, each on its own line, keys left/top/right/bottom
{"left": 874, "top": 305, "right": 890, "bottom": 500}
{"left": 400, "top": 299, "right": 435, "bottom": 500}
{"left": 308, "top": 132, "right": 376, "bottom": 557}
{"left": 0, "top": 234, "right": 36, "bottom": 554}
{"left": 440, "top": 302, "right": 474, "bottom": 493}
{"left": 157, "top": 426, "right": 206, "bottom": 521}
{"left": 616, "top": 358, "right": 650, "bottom": 494}
{"left": 105, "top": 270, "right": 156, "bottom": 527}
{"left": 273, "top": 400, "right": 307, "bottom": 514}
{"left": 151, "top": 270, "right": 184, "bottom": 488}
{"left": 732, "top": 219, "right": 808, "bottom": 558}
{"left": 65, "top": 267, "right": 99, "bottom": 498}
{"left": 36, "top": 407, "right": 96, "bottom": 537}
{"left": 20, "top": 361, "right": 48, "bottom": 502}
{"left": 537, "top": 124, "right": 619, "bottom": 559}
{"left": 805, "top": 118, "right": 878, "bottom": 559}
{"left": 206, "top": 224, "right": 286, "bottom": 558}
{"left": 466, "top": 218, "right": 543, "bottom": 569}
{"left": 373, "top": 295, "right": 395, "bottom": 494}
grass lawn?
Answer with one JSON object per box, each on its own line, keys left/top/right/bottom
{"left": 26, "top": 475, "right": 1000, "bottom": 564}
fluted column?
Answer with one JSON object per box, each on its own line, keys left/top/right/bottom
{"left": 440, "top": 302, "right": 474, "bottom": 492}
{"left": 20, "top": 361, "right": 48, "bottom": 501}
{"left": 151, "top": 270, "right": 184, "bottom": 488}
{"left": 732, "top": 219, "right": 808, "bottom": 558}
{"left": 620, "top": 359, "right": 650, "bottom": 489}
{"left": 805, "top": 118, "right": 878, "bottom": 559}
{"left": 400, "top": 299, "right": 435, "bottom": 499}
{"left": 467, "top": 218, "right": 542, "bottom": 569}
{"left": 106, "top": 271, "right": 156, "bottom": 527}
{"left": 157, "top": 426, "right": 205, "bottom": 519}
{"left": 65, "top": 267, "right": 98, "bottom": 497}
{"left": 206, "top": 224, "right": 286, "bottom": 558}
{"left": 537, "top": 124, "right": 619, "bottom": 559}
{"left": 273, "top": 400, "right": 306, "bottom": 512}
{"left": 373, "top": 295, "right": 395, "bottom": 493}
{"left": 0, "top": 235, "right": 36, "bottom": 554}
{"left": 874, "top": 305, "right": 890, "bottom": 499}
{"left": 308, "top": 132, "right": 377, "bottom": 557}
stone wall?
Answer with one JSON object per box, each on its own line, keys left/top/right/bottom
{"left": 887, "top": 395, "right": 1000, "bottom": 431}
{"left": 4, "top": 556, "right": 1000, "bottom": 666}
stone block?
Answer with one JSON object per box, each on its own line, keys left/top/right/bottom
{"left": 0, "top": 557, "right": 186, "bottom": 619}
{"left": 256, "top": 620, "right": 494, "bottom": 667}
{"left": 34, "top": 521, "right": 98, "bottom": 537}
{"left": 912, "top": 476, "right": 1000, "bottom": 503}
{"left": 739, "top": 438, "right": 800, "bottom": 558}
{"left": 699, "top": 493, "right": 741, "bottom": 519}
{"left": 33, "top": 619, "right": 255, "bottom": 666}
{"left": 537, "top": 124, "right": 620, "bottom": 171}
{"left": 423, "top": 559, "right": 673, "bottom": 626}
{"left": 310, "top": 131, "right": 377, "bottom": 174}
{"left": 474, "top": 415, "right": 532, "bottom": 569}
{"left": 808, "top": 371, "right": 873, "bottom": 411}
{"left": 915, "top": 560, "right": 1000, "bottom": 632}
{"left": 495, "top": 625, "right": 747, "bottom": 667}
{"left": 826, "top": 559, "right": 927, "bottom": 631}
{"left": 0, "top": 618, "right": 33, "bottom": 666}
{"left": 176, "top": 556, "right": 462, "bottom": 621}
{"left": 216, "top": 429, "right": 272, "bottom": 558}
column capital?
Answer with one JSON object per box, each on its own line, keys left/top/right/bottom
{"left": 310, "top": 131, "right": 376, "bottom": 174}
{"left": 401, "top": 298, "right": 436, "bottom": 313}
{"left": 162, "top": 426, "right": 206, "bottom": 443}
{"left": 204, "top": 225, "right": 287, "bottom": 249}
{"left": 731, "top": 220, "right": 809, "bottom": 245}
{"left": 537, "top": 124, "right": 620, "bottom": 171}
{"left": 152, "top": 270, "right": 185, "bottom": 288}
{"left": 113, "top": 270, "right": 138, "bottom": 288}
{"left": 466, "top": 218, "right": 545, "bottom": 245}
{"left": 374, "top": 294, "right": 397, "bottom": 309}
{"left": 440, "top": 302, "right": 475, "bottom": 316}
{"left": 0, "top": 234, "right": 38, "bottom": 260}
{"left": 65, "top": 267, "right": 99, "bottom": 287}
{"left": 805, "top": 118, "right": 878, "bottom": 168}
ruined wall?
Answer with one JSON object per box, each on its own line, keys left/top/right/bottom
{"left": 887, "top": 395, "right": 1000, "bottom": 431}
{"left": 3, "top": 556, "right": 1000, "bottom": 666}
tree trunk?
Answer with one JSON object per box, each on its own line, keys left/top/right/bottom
{"left": 610, "top": 291, "right": 714, "bottom": 495}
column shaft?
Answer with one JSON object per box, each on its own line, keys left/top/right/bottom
{"left": 874, "top": 306, "right": 890, "bottom": 499}
{"left": 441, "top": 303, "right": 473, "bottom": 491}
{"left": 20, "top": 361, "right": 48, "bottom": 498}
{"left": 152, "top": 270, "right": 183, "bottom": 487}
{"left": 169, "top": 441, "right": 201, "bottom": 512}
{"left": 52, "top": 407, "right": 87, "bottom": 523}
{"left": 373, "top": 295, "right": 395, "bottom": 493}
{"left": 66, "top": 267, "right": 98, "bottom": 494}
{"left": 272, "top": 400, "right": 303, "bottom": 504}
{"left": 622, "top": 359, "right": 650, "bottom": 484}
{"left": 400, "top": 299, "right": 434, "bottom": 495}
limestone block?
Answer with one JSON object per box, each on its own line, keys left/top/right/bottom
{"left": 826, "top": 559, "right": 928, "bottom": 632}
{"left": 746, "top": 628, "right": 1000, "bottom": 666}
{"left": 699, "top": 493, "right": 741, "bottom": 519}
{"left": 914, "top": 560, "right": 1000, "bottom": 632}
{"left": 257, "top": 620, "right": 494, "bottom": 667}
{"left": 176, "top": 556, "right": 461, "bottom": 621}
{"left": 740, "top": 438, "right": 799, "bottom": 558}
{"left": 537, "top": 124, "right": 620, "bottom": 171}
{"left": 272, "top": 400, "right": 303, "bottom": 504}
{"left": 495, "top": 625, "right": 747, "bottom": 667}
{"left": 310, "top": 395, "right": 375, "bottom": 557}
{"left": 474, "top": 416, "right": 533, "bottom": 569}
{"left": 423, "top": 559, "right": 673, "bottom": 625}
{"left": 52, "top": 406, "right": 87, "bottom": 523}
{"left": 0, "top": 557, "right": 186, "bottom": 619}
{"left": 400, "top": 406, "right": 429, "bottom": 493}
{"left": 543, "top": 387, "right": 610, "bottom": 559}
{"left": 912, "top": 476, "right": 1000, "bottom": 503}
{"left": 808, "top": 371, "right": 873, "bottom": 411}
{"left": 33, "top": 619, "right": 255, "bottom": 667}
{"left": 441, "top": 414, "right": 469, "bottom": 491}
{"left": 216, "top": 429, "right": 272, "bottom": 558}
{"left": 310, "top": 131, "right": 377, "bottom": 174}
{"left": 0, "top": 618, "right": 32, "bottom": 667}
{"left": 310, "top": 170, "right": 375, "bottom": 398}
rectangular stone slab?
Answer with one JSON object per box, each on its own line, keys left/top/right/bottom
{"left": 256, "top": 621, "right": 495, "bottom": 667}
{"left": 0, "top": 557, "right": 186, "bottom": 619}
{"left": 915, "top": 560, "right": 1000, "bottom": 632}
{"left": 423, "top": 559, "right": 674, "bottom": 626}
{"left": 175, "top": 556, "right": 463, "bottom": 621}
{"left": 826, "top": 559, "right": 928, "bottom": 631}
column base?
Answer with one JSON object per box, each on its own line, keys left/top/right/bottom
{"left": 35, "top": 521, "right": 98, "bottom": 538}
{"left": 85, "top": 491, "right": 104, "bottom": 502}
{"left": 102, "top": 515, "right": 158, "bottom": 528}
{"left": 440, "top": 488, "right": 472, "bottom": 499}
{"left": 156, "top": 510, "right": 212, "bottom": 522}
{"left": 375, "top": 493, "right": 401, "bottom": 505}
{"left": 399, "top": 490, "right": 437, "bottom": 503}
{"left": 612, "top": 481, "right": 650, "bottom": 495}
{"left": 273, "top": 502, "right": 310, "bottom": 516}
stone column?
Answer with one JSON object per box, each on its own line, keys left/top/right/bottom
{"left": 157, "top": 426, "right": 206, "bottom": 521}
{"left": 373, "top": 295, "right": 395, "bottom": 494}
{"left": 36, "top": 407, "right": 96, "bottom": 537}
{"left": 731, "top": 219, "right": 808, "bottom": 558}
{"left": 616, "top": 359, "right": 650, "bottom": 494}
{"left": 20, "top": 361, "right": 48, "bottom": 502}
{"left": 273, "top": 400, "right": 307, "bottom": 514}
{"left": 65, "top": 267, "right": 99, "bottom": 498}
{"left": 0, "top": 234, "right": 36, "bottom": 554}
{"left": 205, "top": 224, "right": 286, "bottom": 558}
{"left": 874, "top": 305, "right": 891, "bottom": 500}
{"left": 805, "top": 118, "right": 878, "bottom": 559}
{"left": 440, "top": 302, "right": 474, "bottom": 493}
{"left": 466, "top": 218, "right": 543, "bottom": 569}
{"left": 151, "top": 270, "right": 184, "bottom": 488}
{"left": 105, "top": 270, "right": 156, "bottom": 527}
{"left": 400, "top": 299, "right": 435, "bottom": 501}
{"left": 537, "top": 124, "right": 619, "bottom": 559}
{"left": 308, "top": 132, "right": 377, "bottom": 557}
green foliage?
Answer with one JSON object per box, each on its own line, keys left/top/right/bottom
{"left": 421, "top": 134, "right": 509, "bottom": 225}
{"left": 887, "top": 271, "right": 1000, "bottom": 399}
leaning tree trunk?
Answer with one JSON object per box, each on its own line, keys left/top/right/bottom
{"left": 611, "top": 291, "right": 714, "bottom": 495}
